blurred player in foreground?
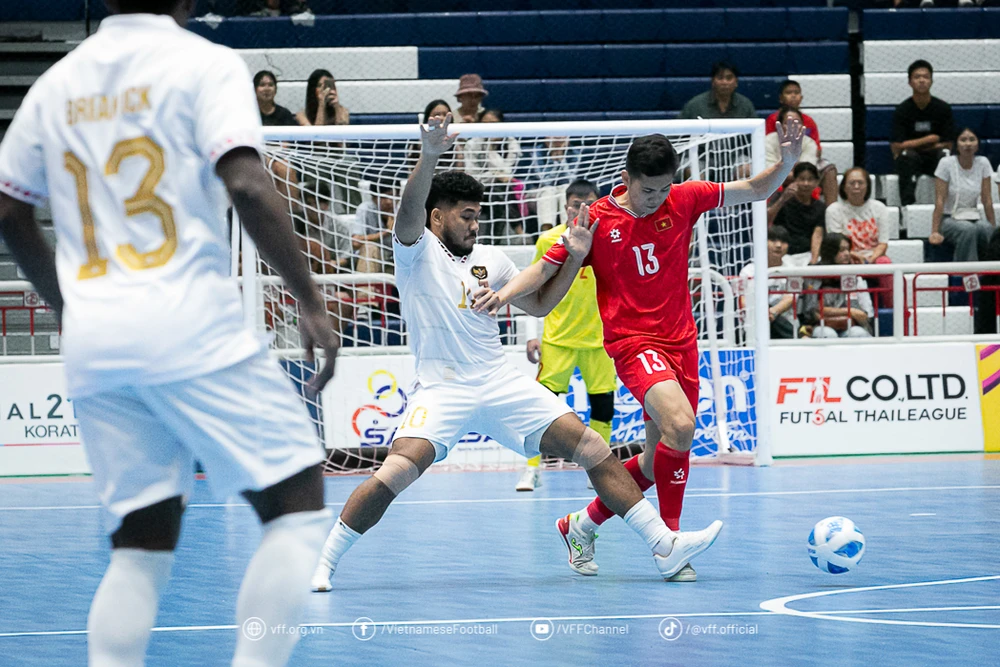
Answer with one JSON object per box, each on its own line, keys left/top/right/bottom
{"left": 517, "top": 179, "right": 613, "bottom": 492}
{"left": 498, "top": 121, "right": 804, "bottom": 581}
{"left": 311, "top": 115, "right": 723, "bottom": 591}
{"left": 0, "top": 1, "right": 340, "bottom": 664}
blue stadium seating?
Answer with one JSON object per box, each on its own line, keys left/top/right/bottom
{"left": 863, "top": 8, "right": 1000, "bottom": 41}
{"left": 865, "top": 140, "right": 1000, "bottom": 175}
{"left": 867, "top": 105, "right": 1000, "bottom": 142}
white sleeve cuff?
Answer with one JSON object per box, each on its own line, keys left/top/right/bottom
{"left": 523, "top": 316, "right": 543, "bottom": 340}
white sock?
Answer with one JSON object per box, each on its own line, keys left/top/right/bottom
{"left": 623, "top": 499, "right": 674, "bottom": 557}
{"left": 232, "top": 509, "right": 332, "bottom": 667}
{"left": 575, "top": 508, "right": 600, "bottom": 536}
{"left": 87, "top": 549, "right": 174, "bottom": 667}
{"left": 318, "top": 517, "right": 361, "bottom": 570}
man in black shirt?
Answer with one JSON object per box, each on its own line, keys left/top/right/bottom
{"left": 767, "top": 162, "right": 826, "bottom": 265}
{"left": 891, "top": 60, "right": 954, "bottom": 206}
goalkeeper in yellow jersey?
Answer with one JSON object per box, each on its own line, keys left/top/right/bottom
{"left": 517, "top": 179, "right": 616, "bottom": 491}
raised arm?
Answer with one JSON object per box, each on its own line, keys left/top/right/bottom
{"left": 0, "top": 195, "right": 63, "bottom": 318}
{"left": 723, "top": 119, "right": 804, "bottom": 208}
{"left": 395, "top": 114, "right": 459, "bottom": 246}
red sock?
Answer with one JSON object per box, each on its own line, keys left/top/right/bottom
{"left": 653, "top": 443, "right": 690, "bottom": 531}
{"left": 585, "top": 454, "right": 655, "bottom": 525}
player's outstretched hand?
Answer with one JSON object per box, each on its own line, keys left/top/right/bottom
{"left": 299, "top": 303, "right": 342, "bottom": 395}
{"left": 564, "top": 203, "right": 596, "bottom": 261}
{"left": 775, "top": 117, "right": 804, "bottom": 166}
{"left": 471, "top": 279, "right": 503, "bottom": 316}
{"left": 421, "top": 113, "right": 459, "bottom": 158}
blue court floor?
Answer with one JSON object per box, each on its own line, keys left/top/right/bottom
{"left": 1, "top": 456, "right": 998, "bottom": 666}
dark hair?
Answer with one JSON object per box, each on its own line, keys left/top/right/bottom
{"left": 908, "top": 59, "right": 933, "bottom": 79}
{"left": 838, "top": 166, "right": 872, "bottom": 202}
{"left": 768, "top": 225, "right": 791, "bottom": 245}
{"left": 478, "top": 108, "right": 504, "bottom": 122}
{"left": 425, "top": 172, "right": 484, "bottom": 225}
{"left": 565, "top": 179, "right": 599, "bottom": 201}
{"left": 422, "top": 99, "right": 452, "bottom": 123}
{"left": 792, "top": 162, "right": 820, "bottom": 180}
{"left": 778, "top": 79, "right": 801, "bottom": 97}
{"left": 955, "top": 126, "right": 980, "bottom": 143}
{"left": 304, "top": 69, "right": 334, "bottom": 125}
{"left": 777, "top": 106, "right": 802, "bottom": 125}
{"left": 253, "top": 70, "right": 277, "bottom": 88}
{"left": 114, "top": 0, "right": 181, "bottom": 13}
{"left": 625, "top": 134, "right": 680, "bottom": 178}
{"left": 819, "top": 232, "right": 850, "bottom": 266}
{"left": 710, "top": 61, "right": 739, "bottom": 79}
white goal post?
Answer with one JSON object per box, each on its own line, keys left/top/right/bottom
{"left": 248, "top": 119, "right": 772, "bottom": 471}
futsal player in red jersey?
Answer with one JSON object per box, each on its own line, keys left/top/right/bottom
{"left": 496, "top": 120, "right": 804, "bottom": 581}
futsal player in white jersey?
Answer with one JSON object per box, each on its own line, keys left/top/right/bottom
{"left": 0, "top": 2, "right": 340, "bottom": 665}
{"left": 311, "top": 115, "right": 722, "bottom": 591}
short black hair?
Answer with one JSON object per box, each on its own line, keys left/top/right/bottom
{"left": 838, "top": 166, "right": 872, "bottom": 202}
{"left": 625, "top": 134, "right": 680, "bottom": 178}
{"left": 253, "top": 70, "right": 276, "bottom": 88}
{"left": 777, "top": 105, "right": 802, "bottom": 125}
{"left": 768, "top": 225, "right": 791, "bottom": 245}
{"left": 778, "top": 79, "right": 801, "bottom": 96}
{"left": 478, "top": 108, "right": 504, "bottom": 122}
{"left": 908, "top": 59, "right": 933, "bottom": 79}
{"left": 792, "top": 162, "right": 819, "bottom": 180}
{"left": 565, "top": 179, "right": 599, "bottom": 201}
{"left": 710, "top": 61, "right": 739, "bottom": 79}
{"left": 422, "top": 99, "right": 451, "bottom": 123}
{"left": 113, "top": 0, "right": 183, "bottom": 13}
{"left": 819, "top": 232, "right": 850, "bottom": 265}
{"left": 425, "top": 171, "right": 484, "bottom": 225}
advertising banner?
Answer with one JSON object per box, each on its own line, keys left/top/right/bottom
{"left": 976, "top": 344, "right": 1000, "bottom": 452}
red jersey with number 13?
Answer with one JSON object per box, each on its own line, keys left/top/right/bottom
{"left": 542, "top": 181, "right": 724, "bottom": 350}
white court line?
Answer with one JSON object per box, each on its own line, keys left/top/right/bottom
{"left": 0, "top": 611, "right": 772, "bottom": 639}
{"left": 760, "top": 575, "right": 1000, "bottom": 629}
{"left": 910, "top": 513, "right": 937, "bottom": 517}
{"left": 818, "top": 605, "right": 1000, "bottom": 615}
{"left": 0, "top": 484, "right": 997, "bottom": 513}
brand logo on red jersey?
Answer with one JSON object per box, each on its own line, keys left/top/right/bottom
{"left": 609, "top": 229, "right": 622, "bottom": 243}
{"left": 655, "top": 216, "right": 673, "bottom": 232}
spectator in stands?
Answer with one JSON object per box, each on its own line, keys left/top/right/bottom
{"left": 301, "top": 178, "right": 352, "bottom": 272}
{"left": 680, "top": 61, "right": 756, "bottom": 120}
{"left": 466, "top": 109, "right": 526, "bottom": 243}
{"left": 739, "top": 225, "right": 797, "bottom": 339}
{"left": 765, "top": 80, "right": 838, "bottom": 204}
{"left": 766, "top": 108, "right": 819, "bottom": 168}
{"left": 974, "top": 226, "right": 1000, "bottom": 335}
{"left": 413, "top": 100, "right": 463, "bottom": 171}
{"left": 353, "top": 178, "right": 397, "bottom": 274}
{"left": 930, "top": 128, "right": 997, "bottom": 261}
{"left": 767, "top": 162, "right": 826, "bottom": 265}
{"left": 803, "top": 233, "right": 874, "bottom": 339}
{"left": 525, "top": 136, "right": 581, "bottom": 233}
{"left": 297, "top": 69, "right": 350, "bottom": 127}
{"left": 455, "top": 74, "right": 488, "bottom": 123}
{"left": 891, "top": 60, "right": 954, "bottom": 207}
{"left": 254, "top": 70, "right": 300, "bottom": 127}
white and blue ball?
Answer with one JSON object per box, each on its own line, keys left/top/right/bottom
{"left": 807, "top": 516, "right": 865, "bottom": 574}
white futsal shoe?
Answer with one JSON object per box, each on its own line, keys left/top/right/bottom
{"left": 310, "top": 560, "right": 336, "bottom": 593}
{"left": 556, "top": 513, "right": 599, "bottom": 576}
{"left": 666, "top": 563, "right": 697, "bottom": 582}
{"left": 654, "top": 521, "right": 723, "bottom": 581}
{"left": 516, "top": 467, "right": 541, "bottom": 492}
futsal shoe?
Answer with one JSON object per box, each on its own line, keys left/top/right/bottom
{"left": 556, "top": 513, "right": 599, "bottom": 575}
{"left": 654, "top": 520, "right": 723, "bottom": 581}
{"left": 516, "top": 467, "right": 541, "bottom": 492}
{"left": 666, "top": 563, "right": 697, "bottom": 582}
{"left": 310, "top": 561, "right": 336, "bottom": 593}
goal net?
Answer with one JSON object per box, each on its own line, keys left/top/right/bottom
{"left": 249, "top": 120, "right": 771, "bottom": 473}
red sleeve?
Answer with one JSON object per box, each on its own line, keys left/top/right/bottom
{"left": 542, "top": 241, "right": 570, "bottom": 266}
{"left": 803, "top": 113, "right": 821, "bottom": 148}
{"left": 764, "top": 112, "right": 778, "bottom": 135}
{"left": 677, "top": 181, "right": 725, "bottom": 224}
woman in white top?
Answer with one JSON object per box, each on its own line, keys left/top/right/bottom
{"left": 931, "top": 127, "right": 996, "bottom": 262}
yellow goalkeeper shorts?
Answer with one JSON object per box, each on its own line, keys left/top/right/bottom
{"left": 536, "top": 342, "right": 617, "bottom": 395}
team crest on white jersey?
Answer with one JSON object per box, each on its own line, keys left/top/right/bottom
{"left": 471, "top": 265, "right": 488, "bottom": 280}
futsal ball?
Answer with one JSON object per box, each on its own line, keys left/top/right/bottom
{"left": 807, "top": 516, "right": 865, "bottom": 574}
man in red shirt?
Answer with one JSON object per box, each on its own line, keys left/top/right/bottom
{"left": 496, "top": 121, "right": 804, "bottom": 581}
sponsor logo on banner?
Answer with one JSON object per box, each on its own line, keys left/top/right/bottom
{"left": 976, "top": 344, "right": 1000, "bottom": 452}
{"left": 769, "top": 344, "right": 983, "bottom": 456}
{"left": 0, "top": 366, "right": 78, "bottom": 446}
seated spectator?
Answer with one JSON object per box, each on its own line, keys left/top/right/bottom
{"left": 891, "top": 60, "right": 954, "bottom": 206}
{"left": 296, "top": 69, "right": 350, "bottom": 127}
{"left": 525, "top": 136, "right": 581, "bottom": 234}
{"left": 353, "top": 178, "right": 397, "bottom": 274}
{"left": 930, "top": 127, "right": 996, "bottom": 262}
{"left": 455, "top": 74, "right": 488, "bottom": 123}
{"left": 465, "top": 109, "right": 526, "bottom": 243}
{"left": 680, "top": 61, "right": 756, "bottom": 120}
{"left": 766, "top": 108, "right": 819, "bottom": 168}
{"left": 767, "top": 162, "right": 826, "bottom": 265}
{"left": 254, "top": 70, "right": 300, "bottom": 127}
{"left": 765, "top": 80, "right": 839, "bottom": 204}
{"left": 249, "top": 0, "right": 310, "bottom": 16}
{"left": 739, "top": 225, "right": 797, "bottom": 339}
{"left": 301, "top": 179, "right": 352, "bottom": 272}
{"left": 411, "top": 100, "right": 464, "bottom": 171}
{"left": 803, "top": 233, "right": 874, "bottom": 339}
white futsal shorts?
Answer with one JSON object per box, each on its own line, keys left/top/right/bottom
{"left": 392, "top": 363, "right": 574, "bottom": 462}
{"left": 75, "top": 351, "right": 325, "bottom": 534}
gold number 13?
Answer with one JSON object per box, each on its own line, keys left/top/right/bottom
{"left": 64, "top": 136, "right": 177, "bottom": 280}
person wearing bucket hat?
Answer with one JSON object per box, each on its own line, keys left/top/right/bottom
{"left": 456, "top": 73, "right": 488, "bottom": 123}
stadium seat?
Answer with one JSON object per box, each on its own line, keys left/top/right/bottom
{"left": 238, "top": 47, "right": 419, "bottom": 81}
{"left": 886, "top": 239, "right": 924, "bottom": 265}
{"left": 864, "top": 39, "right": 1000, "bottom": 74}
{"left": 878, "top": 175, "right": 936, "bottom": 208}
{"left": 903, "top": 205, "right": 934, "bottom": 239}
{"left": 913, "top": 306, "right": 974, "bottom": 336}
{"left": 866, "top": 105, "right": 997, "bottom": 142}
{"left": 865, "top": 72, "right": 1000, "bottom": 106}
{"left": 886, "top": 206, "right": 901, "bottom": 241}
{"left": 863, "top": 8, "right": 1000, "bottom": 42}
{"left": 906, "top": 273, "right": 949, "bottom": 308}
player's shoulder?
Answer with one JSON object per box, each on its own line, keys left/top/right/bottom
{"left": 536, "top": 224, "right": 566, "bottom": 247}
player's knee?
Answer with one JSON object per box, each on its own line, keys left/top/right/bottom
{"left": 658, "top": 406, "right": 695, "bottom": 449}
{"left": 243, "top": 464, "right": 326, "bottom": 525}
{"left": 569, "top": 428, "right": 613, "bottom": 471}
{"left": 111, "top": 496, "right": 184, "bottom": 551}
{"left": 372, "top": 453, "right": 423, "bottom": 496}
{"left": 588, "top": 392, "right": 615, "bottom": 423}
